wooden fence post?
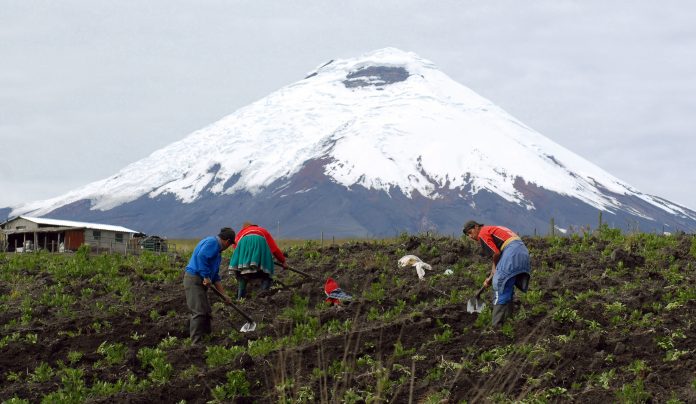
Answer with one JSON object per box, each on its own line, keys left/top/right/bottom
{"left": 550, "top": 217, "right": 555, "bottom": 237}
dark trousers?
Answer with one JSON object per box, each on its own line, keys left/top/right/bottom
{"left": 236, "top": 271, "right": 272, "bottom": 298}
{"left": 183, "top": 273, "right": 211, "bottom": 344}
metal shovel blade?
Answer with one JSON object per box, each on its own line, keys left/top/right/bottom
{"left": 467, "top": 286, "right": 487, "bottom": 314}
{"left": 209, "top": 286, "right": 257, "bottom": 332}
{"left": 240, "top": 322, "right": 257, "bottom": 333}
{"left": 466, "top": 296, "right": 486, "bottom": 313}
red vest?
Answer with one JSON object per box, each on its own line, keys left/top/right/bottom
{"left": 477, "top": 225, "right": 519, "bottom": 256}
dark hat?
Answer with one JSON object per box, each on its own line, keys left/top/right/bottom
{"left": 218, "top": 227, "right": 236, "bottom": 241}
{"left": 462, "top": 220, "right": 482, "bottom": 234}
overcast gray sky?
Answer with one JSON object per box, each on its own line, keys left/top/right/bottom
{"left": 2, "top": 0, "right": 695, "bottom": 211}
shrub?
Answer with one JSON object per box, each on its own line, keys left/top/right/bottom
{"left": 393, "top": 341, "right": 415, "bottom": 358}
{"left": 97, "top": 341, "right": 128, "bottom": 366}
{"left": 247, "top": 336, "right": 277, "bottom": 357}
{"left": 211, "top": 370, "right": 250, "bottom": 401}
{"left": 626, "top": 359, "right": 649, "bottom": 378}
{"left": 4, "top": 397, "right": 29, "bottom": 404}
{"left": 433, "top": 323, "right": 453, "bottom": 343}
{"left": 290, "top": 318, "right": 320, "bottom": 345}
{"left": 30, "top": 362, "right": 54, "bottom": 383}
{"left": 137, "top": 347, "right": 166, "bottom": 368}
{"left": 553, "top": 308, "right": 580, "bottom": 324}
{"left": 148, "top": 357, "right": 173, "bottom": 384}
{"left": 67, "top": 351, "right": 83, "bottom": 365}
{"left": 616, "top": 379, "right": 650, "bottom": 403}
{"left": 281, "top": 295, "right": 310, "bottom": 323}
{"left": 205, "top": 345, "right": 245, "bottom": 367}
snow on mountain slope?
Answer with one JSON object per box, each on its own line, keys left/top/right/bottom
{"left": 10, "top": 48, "right": 695, "bottom": 222}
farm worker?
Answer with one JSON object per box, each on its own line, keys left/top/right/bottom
{"left": 183, "top": 227, "right": 236, "bottom": 344}
{"left": 229, "top": 222, "right": 287, "bottom": 299}
{"left": 463, "top": 220, "right": 531, "bottom": 327}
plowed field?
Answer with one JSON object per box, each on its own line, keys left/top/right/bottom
{"left": 1, "top": 230, "right": 695, "bottom": 403}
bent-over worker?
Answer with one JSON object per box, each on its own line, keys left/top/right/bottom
{"left": 229, "top": 222, "right": 286, "bottom": 299}
{"left": 463, "top": 220, "right": 531, "bottom": 326}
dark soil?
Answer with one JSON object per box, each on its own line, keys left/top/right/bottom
{"left": 1, "top": 232, "right": 695, "bottom": 403}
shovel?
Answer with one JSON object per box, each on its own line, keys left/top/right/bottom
{"left": 209, "top": 286, "right": 257, "bottom": 332}
{"left": 466, "top": 286, "right": 487, "bottom": 314}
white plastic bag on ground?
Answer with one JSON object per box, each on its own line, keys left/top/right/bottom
{"left": 398, "top": 255, "right": 432, "bottom": 280}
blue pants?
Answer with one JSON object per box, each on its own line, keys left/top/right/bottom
{"left": 492, "top": 240, "right": 530, "bottom": 307}
{"left": 493, "top": 273, "right": 530, "bottom": 305}
{"left": 494, "top": 276, "right": 516, "bottom": 305}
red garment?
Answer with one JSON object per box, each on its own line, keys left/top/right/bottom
{"left": 234, "top": 225, "right": 286, "bottom": 264}
{"left": 324, "top": 277, "right": 341, "bottom": 305}
{"left": 477, "top": 225, "right": 519, "bottom": 256}
{"left": 324, "top": 278, "right": 339, "bottom": 295}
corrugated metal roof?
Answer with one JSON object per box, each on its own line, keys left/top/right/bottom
{"left": 10, "top": 216, "right": 139, "bottom": 234}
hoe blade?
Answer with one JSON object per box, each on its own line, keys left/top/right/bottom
{"left": 466, "top": 297, "right": 486, "bottom": 314}
{"left": 240, "top": 322, "right": 257, "bottom": 333}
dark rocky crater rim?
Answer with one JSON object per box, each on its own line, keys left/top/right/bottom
{"left": 343, "top": 66, "right": 410, "bottom": 88}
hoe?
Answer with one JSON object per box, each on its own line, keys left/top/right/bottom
{"left": 275, "top": 262, "right": 318, "bottom": 281}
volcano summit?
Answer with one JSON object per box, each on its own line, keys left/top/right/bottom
{"left": 6, "top": 48, "right": 696, "bottom": 237}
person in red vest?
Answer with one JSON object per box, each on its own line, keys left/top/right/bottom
{"left": 228, "top": 222, "right": 286, "bottom": 299}
{"left": 463, "top": 220, "right": 531, "bottom": 326}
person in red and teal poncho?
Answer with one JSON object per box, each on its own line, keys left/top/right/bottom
{"left": 229, "top": 222, "right": 286, "bottom": 299}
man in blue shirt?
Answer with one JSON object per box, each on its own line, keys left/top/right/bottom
{"left": 183, "top": 227, "right": 236, "bottom": 344}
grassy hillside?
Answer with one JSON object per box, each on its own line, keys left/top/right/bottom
{"left": 1, "top": 229, "right": 695, "bottom": 403}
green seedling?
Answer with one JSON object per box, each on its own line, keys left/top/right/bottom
{"left": 616, "top": 379, "right": 650, "bottom": 403}
{"left": 205, "top": 345, "right": 245, "bottom": 367}
{"left": 179, "top": 365, "right": 200, "bottom": 380}
{"left": 211, "top": 370, "right": 250, "bottom": 401}
{"left": 30, "top": 362, "right": 54, "bottom": 383}
{"left": 67, "top": 351, "right": 83, "bottom": 365}
{"left": 148, "top": 357, "right": 173, "bottom": 384}
{"left": 97, "top": 341, "right": 127, "bottom": 366}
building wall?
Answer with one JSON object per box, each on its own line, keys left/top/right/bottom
{"left": 3, "top": 217, "right": 39, "bottom": 231}
{"left": 1, "top": 217, "right": 134, "bottom": 252}
{"left": 84, "top": 229, "right": 131, "bottom": 247}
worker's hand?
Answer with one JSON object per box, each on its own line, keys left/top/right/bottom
{"left": 483, "top": 277, "right": 492, "bottom": 288}
{"left": 202, "top": 277, "right": 212, "bottom": 287}
{"left": 223, "top": 295, "right": 232, "bottom": 305}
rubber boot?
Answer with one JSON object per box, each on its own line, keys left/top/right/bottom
{"left": 491, "top": 302, "right": 513, "bottom": 327}
{"left": 237, "top": 278, "right": 248, "bottom": 299}
{"left": 190, "top": 314, "right": 211, "bottom": 345}
{"left": 260, "top": 275, "right": 272, "bottom": 290}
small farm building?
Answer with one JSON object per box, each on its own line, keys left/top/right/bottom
{"left": 0, "top": 216, "right": 139, "bottom": 253}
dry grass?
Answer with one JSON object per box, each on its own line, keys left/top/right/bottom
{"left": 169, "top": 237, "right": 402, "bottom": 256}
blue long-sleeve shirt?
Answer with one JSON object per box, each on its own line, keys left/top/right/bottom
{"left": 185, "top": 236, "right": 224, "bottom": 283}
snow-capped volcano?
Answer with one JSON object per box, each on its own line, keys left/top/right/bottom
{"left": 7, "top": 48, "right": 696, "bottom": 237}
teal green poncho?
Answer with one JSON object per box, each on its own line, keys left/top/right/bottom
{"left": 229, "top": 234, "right": 275, "bottom": 276}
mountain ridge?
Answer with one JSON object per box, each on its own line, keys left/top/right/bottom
{"left": 5, "top": 47, "right": 696, "bottom": 236}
